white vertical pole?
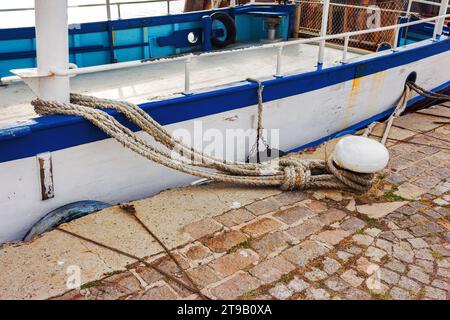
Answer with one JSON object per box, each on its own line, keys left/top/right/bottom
{"left": 276, "top": 46, "right": 283, "bottom": 76}
{"left": 342, "top": 36, "right": 349, "bottom": 63}
{"left": 184, "top": 57, "right": 191, "bottom": 93}
{"left": 106, "top": 0, "right": 112, "bottom": 20}
{"left": 117, "top": 4, "right": 122, "bottom": 19}
{"left": 393, "top": 26, "right": 400, "bottom": 49}
{"left": 35, "top": 0, "right": 70, "bottom": 103}
{"left": 406, "top": 0, "right": 413, "bottom": 16}
{"left": 317, "top": 0, "right": 330, "bottom": 66}
{"left": 433, "top": 0, "right": 449, "bottom": 40}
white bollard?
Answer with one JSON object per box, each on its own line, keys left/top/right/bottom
{"left": 332, "top": 136, "right": 389, "bottom": 173}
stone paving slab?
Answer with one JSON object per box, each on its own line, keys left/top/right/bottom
{"left": 59, "top": 207, "right": 162, "bottom": 270}
{"left": 393, "top": 113, "right": 444, "bottom": 132}
{"left": 417, "top": 105, "right": 450, "bottom": 118}
{"left": 369, "top": 122, "right": 416, "bottom": 141}
{"left": 134, "top": 184, "right": 280, "bottom": 247}
{"left": 0, "top": 231, "right": 113, "bottom": 299}
{"left": 0, "top": 184, "right": 280, "bottom": 300}
{"left": 0, "top": 111, "right": 449, "bottom": 300}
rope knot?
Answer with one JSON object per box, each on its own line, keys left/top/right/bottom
{"left": 279, "top": 159, "right": 311, "bottom": 190}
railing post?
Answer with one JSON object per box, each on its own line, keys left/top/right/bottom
{"left": 184, "top": 57, "right": 191, "bottom": 94}
{"left": 34, "top": 0, "right": 70, "bottom": 103}
{"left": 342, "top": 36, "right": 349, "bottom": 63}
{"left": 276, "top": 46, "right": 283, "bottom": 77}
{"left": 117, "top": 4, "right": 122, "bottom": 19}
{"left": 433, "top": 0, "right": 449, "bottom": 40}
{"left": 318, "top": 0, "right": 330, "bottom": 66}
{"left": 167, "top": 0, "right": 171, "bottom": 14}
{"left": 106, "top": 0, "right": 112, "bottom": 20}
{"left": 406, "top": 0, "right": 412, "bottom": 16}
{"left": 393, "top": 25, "right": 400, "bottom": 49}
{"left": 293, "top": 3, "right": 302, "bottom": 38}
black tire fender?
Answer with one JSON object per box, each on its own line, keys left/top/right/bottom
{"left": 210, "top": 12, "right": 237, "bottom": 48}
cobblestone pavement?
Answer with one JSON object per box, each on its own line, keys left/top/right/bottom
{"left": 38, "top": 103, "right": 450, "bottom": 300}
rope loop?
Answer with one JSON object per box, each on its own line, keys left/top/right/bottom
{"left": 326, "top": 156, "right": 374, "bottom": 193}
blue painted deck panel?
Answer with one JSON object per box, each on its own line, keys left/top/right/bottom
{"left": 0, "top": 4, "right": 294, "bottom": 78}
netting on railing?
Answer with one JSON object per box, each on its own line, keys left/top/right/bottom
{"left": 295, "top": 0, "right": 412, "bottom": 50}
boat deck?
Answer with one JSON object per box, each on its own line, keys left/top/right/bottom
{"left": 0, "top": 102, "right": 448, "bottom": 300}
{"left": 0, "top": 43, "right": 363, "bottom": 124}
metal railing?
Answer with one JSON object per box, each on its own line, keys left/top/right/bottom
{"left": 43, "top": 12, "right": 450, "bottom": 93}
{"left": 296, "top": 0, "right": 413, "bottom": 50}
{"left": 408, "top": 0, "right": 450, "bottom": 9}
{"left": 407, "top": 0, "right": 450, "bottom": 38}
{"left": 0, "top": 0, "right": 179, "bottom": 20}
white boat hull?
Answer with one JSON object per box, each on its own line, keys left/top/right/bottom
{"left": 1, "top": 47, "right": 449, "bottom": 243}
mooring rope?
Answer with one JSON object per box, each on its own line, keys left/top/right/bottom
{"left": 69, "top": 93, "right": 263, "bottom": 176}
{"left": 32, "top": 97, "right": 375, "bottom": 192}
{"left": 381, "top": 85, "right": 411, "bottom": 144}
{"left": 364, "top": 81, "right": 450, "bottom": 143}
{"left": 247, "top": 78, "right": 270, "bottom": 163}
{"left": 33, "top": 82, "right": 433, "bottom": 194}
{"left": 407, "top": 81, "right": 450, "bottom": 101}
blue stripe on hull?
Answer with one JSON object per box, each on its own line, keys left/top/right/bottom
{"left": 0, "top": 37, "right": 449, "bottom": 163}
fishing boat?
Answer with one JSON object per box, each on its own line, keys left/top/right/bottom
{"left": 0, "top": 0, "right": 449, "bottom": 243}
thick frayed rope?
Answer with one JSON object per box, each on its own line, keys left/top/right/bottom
{"left": 31, "top": 93, "right": 376, "bottom": 193}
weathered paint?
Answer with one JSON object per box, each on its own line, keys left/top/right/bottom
{"left": 342, "top": 74, "right": 362, "bottom": 129}
{"left": 37, "top": 152, "right": 55, "bottom": 201}
{"left": 367, "top": 70, "right": 387, "bottom": 116}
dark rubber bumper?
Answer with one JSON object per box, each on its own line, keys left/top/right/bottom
{"left": 210, "top": 12, "right": 237, "bottom": 48}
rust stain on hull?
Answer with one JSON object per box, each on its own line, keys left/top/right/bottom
{"left": 341, "top": 76, "right": 362, "bottom": 129}
{"left": 351, "top": 76, "right": 362, "bottom": 93}
{"left": 367, "top": 71, "right": 387, "bottom": 114}
{"left": 341, "top": 71, "right": 387, "bottom": 130}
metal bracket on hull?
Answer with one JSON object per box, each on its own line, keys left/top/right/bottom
{"left": 11, "top": 62, "right": 78, "bottom": 100}
{"left": 37, "top": 152, "right": 55, "bottom": 201}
